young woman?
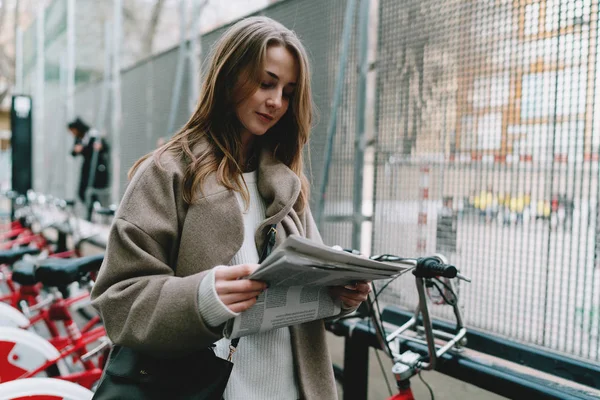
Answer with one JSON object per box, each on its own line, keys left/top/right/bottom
{"left": 91, "top": 16, "right": 370, "bottom": 399}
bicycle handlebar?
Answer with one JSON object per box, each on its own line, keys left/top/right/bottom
{"left": 413, "top": 256, "right": 457, "bottom": 279}
{"left": 353, "top": 249, "right": 470, "bottom": 378}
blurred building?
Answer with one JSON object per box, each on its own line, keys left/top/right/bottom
{"left": 377, "top": 0, "right": 598, "bottom": 166}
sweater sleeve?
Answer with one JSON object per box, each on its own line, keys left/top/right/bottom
{"left": 197, "top": 266, "right": 240, "bottom": 327}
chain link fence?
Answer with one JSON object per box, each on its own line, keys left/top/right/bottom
{"left": 17, "top": 0, "right": 600, "bottom": 364}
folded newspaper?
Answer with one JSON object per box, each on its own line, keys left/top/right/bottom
{"left": 223, "top": 235, "right": 407, "bottom": 339}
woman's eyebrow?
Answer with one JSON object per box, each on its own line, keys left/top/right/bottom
{"left": 266, "top": 70, "right": 296, "bottom": 86}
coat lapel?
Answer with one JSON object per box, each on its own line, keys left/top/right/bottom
{"left": 254, "top": 147, "right": 301, "bottom": 249}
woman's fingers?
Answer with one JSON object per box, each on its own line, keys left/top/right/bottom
{"left": 355, "top": 282, "right": 372, "bottom": 294}
{"left": 216, "top": 278, "right": 267, "bottom": 294}
{"left": 343, "top": 281, "right": 371, "bottom": 294}
{"left": 213, "top": 264, "right": 266, "bottom": 311}
{"left": 228, "top": 297, "right": 258, "bottom": 313}
{"left": 215, "top": 264, "right": 260, "bottom": 280}
{"left": 338, "top": 297, "right": 362, "bottom": 308}
{"left": 329, "top": 284, "right": 371, "bottom": 308}
{"left": 220, "top": 290, "right": 263, "bottom": 305}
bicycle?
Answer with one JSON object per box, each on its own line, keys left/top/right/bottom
{"left": 10, "top": 254, "right": 105, "bottom": 347}
{"left": 0, "top": 205, "right": 79, "bottom": 313}
{"left": 0, "top": 192, "right": 104, "bottom": 319}
{"left": 0, "top": 254, "right": 109, "bottom": 390}
{"left": 333, "top": 252, "right": 469, "bottom": 400}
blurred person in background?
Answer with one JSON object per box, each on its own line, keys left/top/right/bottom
{"left": 436, "top": 196, "right": 457, "bottom": 255}
{"left": 67, "top": 117, "right": 110, "bottom": 217}
{"left": 91, "top": 16, "right": 369, "bottom": 400}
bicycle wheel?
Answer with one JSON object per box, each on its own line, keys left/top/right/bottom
{"left": 0, "top": 377, "right": 93, "bottom": 400}
{"left": 0, "top": 327, "right": 67, "bottom": 381}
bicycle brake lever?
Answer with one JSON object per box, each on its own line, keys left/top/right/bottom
{"left": 456, "top": 272, "right": 471, "bottom": 283}
{"left": 80, "top": 337, "right": 112, "bottom": 362}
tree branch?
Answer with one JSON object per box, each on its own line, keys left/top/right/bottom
{"left": 142, "top": 0, "right": 166, "bottom": 57}
{"left": 186, "top": 0, "right": 210, "bottom": 35}
{"left": 0, "top": 3, "right": 5, "bottom": 37}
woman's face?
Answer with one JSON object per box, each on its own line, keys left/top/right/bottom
{"left": 235, "top": 45, "right": 298, "bottom": 147}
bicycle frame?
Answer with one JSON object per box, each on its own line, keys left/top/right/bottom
{"left": 20, "top": 288, "right": 102, "bottom": 347}
{"left": 17, "top": 291, "right": 107, "bottom": 389}
{"left": 18, "top": 327, "right": 106, "bottom": 389}
{"left": 1, "top": 230, "right": 47, "bottom": 250}
{"left": 385, "top": 275, "right": 467, "bottom": 370}
{"left": 0, "top": 220, "right": 22, "bottom": 232}
{"left": 366, "top": 255, "right": 469, "bottom": 397}
{"left": 0, "top": 226, "right": 26, "bottom": 240}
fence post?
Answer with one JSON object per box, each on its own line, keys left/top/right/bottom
{"left": 417, "top": 165, "right": 430, "bottom": 253}
{"left": 351, "top": 0, "right": 370, "bottom": 251}
{"left": 111, "top": 0, "right": 123, "bottom": 204}
{"left": 34, "top": 3, "right": 45, "bottom": 193}
{"left": 317, "top": 0, "right": 358, "bottom": 228}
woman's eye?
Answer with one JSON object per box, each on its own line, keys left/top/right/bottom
{"left": 260, "top": 82, "right": 275, "bottom": 89}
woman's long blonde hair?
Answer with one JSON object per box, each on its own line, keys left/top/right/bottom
{"left": 130, "top": 16, "right": 313, "bottom": 211}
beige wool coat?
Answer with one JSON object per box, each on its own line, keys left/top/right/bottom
{"left": 91, "top": 143, "right": 338, "bottom": 399}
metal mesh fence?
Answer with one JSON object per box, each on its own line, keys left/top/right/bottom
{"left": 17, "top": 0, "right": 600, "bottom": 364}
{"left": 27, "top": 0, "right": 351, "bottom": 204}
{"left": 373, "top": 0, "right": 600, "bottom": 363}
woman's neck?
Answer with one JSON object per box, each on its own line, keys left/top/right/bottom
{"left": 240, "top": 133, "right": 257, "bottom": 172}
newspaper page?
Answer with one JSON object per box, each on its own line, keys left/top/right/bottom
{"left": 223, "top": 235, "right": 408, "bottom": 339}
{"left": 224, "top": 285, "right": 341, "bottom": 339}
{"left": 259, "top": 235, "right": 406, "bottom": 274}
{"left": 250, "top": 251, "right": 395, "bottom": 287}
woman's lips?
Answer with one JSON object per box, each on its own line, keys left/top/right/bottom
{"left": 256, "top": 112, "right": 274, "bottom": 122}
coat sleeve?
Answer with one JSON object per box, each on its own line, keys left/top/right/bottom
{"left": 70, "top": 138, "right": 82, "bottom": 157}
{"left": 90, "top": 158, "right": 222, "bottom": 356}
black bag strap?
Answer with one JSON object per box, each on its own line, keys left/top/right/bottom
{"left": 259, "top": 224, "right": 278, "bottom": 264}
{"left": 228, "top": 223, "right": 277, "bottom": 358}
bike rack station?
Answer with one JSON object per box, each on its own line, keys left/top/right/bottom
{"left": 327, "top": 305, "right": 600, "bottom": 400}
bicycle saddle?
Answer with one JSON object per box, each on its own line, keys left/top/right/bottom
{"left": 35, "top": 253, "right": 105, "bottom": 287}
{"left": 0, "top": 247, "right": 41, "bottom": 266}
{"left": 11, "top": 260, "right": 37, "bottom": 286}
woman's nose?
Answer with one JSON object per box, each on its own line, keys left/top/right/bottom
{"left": 266, "top": 92, "right": 282, "bottom": 109}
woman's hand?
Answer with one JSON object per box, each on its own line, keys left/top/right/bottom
{"left": 214, "top": 264, "right": 267, "bottom": 313}
{"left": 329, "top": 281, "right": 371, "bottom": 309}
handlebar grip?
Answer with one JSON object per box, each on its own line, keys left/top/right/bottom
{"left": 413, "top": 257, "right": 457, "bottom": 279}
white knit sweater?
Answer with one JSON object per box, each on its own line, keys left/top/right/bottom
{"left": 197, "top": 170, "right": 300, "bottom": 400}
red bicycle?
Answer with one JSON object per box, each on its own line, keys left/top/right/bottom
{"left": 0, "top": 254, "right": 109, "bottom": 390}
